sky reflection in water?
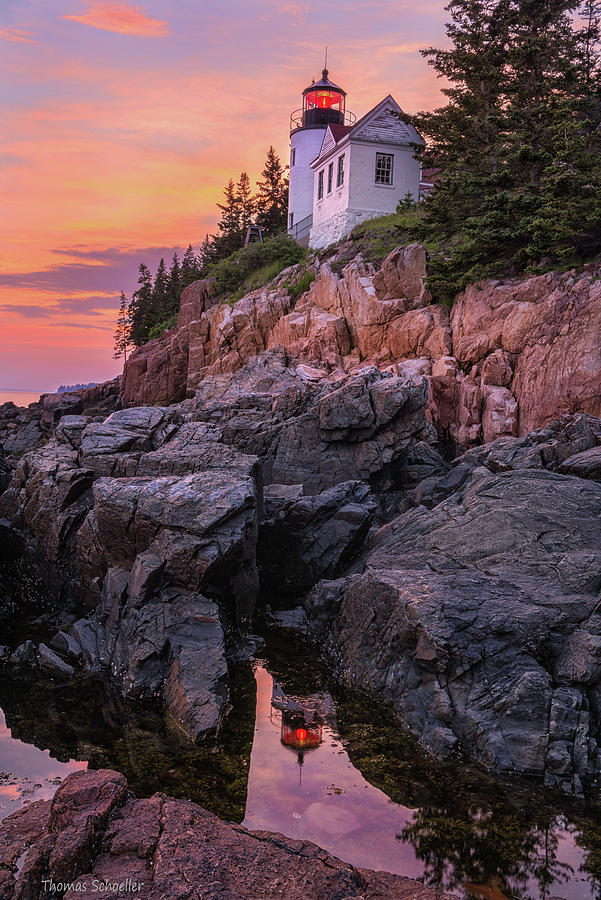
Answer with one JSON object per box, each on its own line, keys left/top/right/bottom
{"left": 0, "top": 663, "right": 597, "bottom": 900}
{"left": 243, "top": 666, "right": 595, "bottom": 900}
{"left": 0, "top": 708, "right": 86, "bottom": 823}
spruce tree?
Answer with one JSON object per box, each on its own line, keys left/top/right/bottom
{"left": 166, "top": 252, "right": 181, "bottom": 317}
{"left": 113, "top": 291, "right": 132, "bottom": 362}
{"left": 409, "top": 0, "right": 601, "bottom": 300}
{"left": 151, "top": 258, "right": 168, "bottom": 327}
{"left": 181, "top": 244, "right": 204, "bottom": 289}
{"left": 198, "top": 235, "right": 215, "bottom": 271}
{"left": 580, "top": 0, "right": 601, "bottom": 83}
{"left": 255, "top": 147, "right": 289, "bottom": 237}
{"left": 236, "top": 172, "right": 255, "bottom": 241}
{"left": 212, "top": 179, "right": 243, "bottom": 258}
{"left": 128, "top": 263, "right": 153, "bottom": 346}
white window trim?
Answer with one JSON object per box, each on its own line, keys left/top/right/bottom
{"left": 375, "top": 152, "right": 394, "bottom": 187}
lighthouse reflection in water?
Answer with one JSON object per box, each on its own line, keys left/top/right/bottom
{"left": 274, "top": 682, "right": 324, "bottom": 777}
{"left": 243, "top": 665, "right": 424, "bottom": 877}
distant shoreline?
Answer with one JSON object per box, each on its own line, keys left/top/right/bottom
{"left": 0, "top": 389, "right": 45, "bottom": 406}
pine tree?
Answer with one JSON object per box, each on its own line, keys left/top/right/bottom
{"left": 409, "top": 0, "right": 600, "bottom": 300}
{"left": 236, "top": 172, "right": 255, "bottom": 241}
{"left": 181, "top": 244, "right": 204, "bottom": 289}
{"left": 166, "top": 252, "right": 181, "bottom": 317}
{"left": 255, "top": 147, "right": 289, "bottom": 237}
{"left": 212, "top": 179, "right": 243, "bottom": 258}
{"left": 113, "top": 291, "right": 132, "bottom": 362}
{"left": 128, "top": 263, "right": 153, "bottom": 346}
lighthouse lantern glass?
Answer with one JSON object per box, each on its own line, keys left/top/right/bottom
{"left": 304, "top": 90, "right": 345, "bottom": 113}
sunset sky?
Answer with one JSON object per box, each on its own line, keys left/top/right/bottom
{"left": 0, "top": 0, "right": 448, "bottom": 392}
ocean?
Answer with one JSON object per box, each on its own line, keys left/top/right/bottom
{"left": 0, "top": 389, "right": 44, "bottom": 407}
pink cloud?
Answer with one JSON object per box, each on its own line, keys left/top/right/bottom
{"left": 62, "top": 2, "right": 169, "bottom": 37}
{"left": 0, "top": 27, "right": 38, "bottom": 44}
{"left": 277, "top": 3, "right": 310, "bottom": 20}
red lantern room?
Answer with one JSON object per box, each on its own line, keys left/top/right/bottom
{"left": 280, "top": 707, "right": 323, "bottom": 766}
{"left": 302, "top": 68, "right": 346, "bottom": 127}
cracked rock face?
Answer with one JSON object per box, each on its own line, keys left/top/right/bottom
{"left": 119, "top": 252, "right": 601, "bottom": 451}
{"left": 192, "top": 351, "right": 437, "bottom": 495}
{"left": 0, "top": 404, "right": 263, "bottom": 742}
{"left": 307, "top": 465, "right": 601, "bottom": 792}
{"left": 0, "top": 356, "right": 436, "bottom": 744}
{"left": 258, "top": 480, "right": 375, "bottom": 597}
{"left": 0, "top": 769, "right": 450, "bottom": 899}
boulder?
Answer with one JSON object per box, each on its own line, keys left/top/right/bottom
{"left": 38, "top": 643, "right": 75, "bottom": 678}
{"left": 560, "top": 446, "right": 601, "bottom": 481}
{"left": 373, "top": 243, "right": 432, "bottom": 307}
{"left": 80, "top": 469, "right": 259, "bottom": 625}
{"left": 258, "top": 481, "right": 375, "bottom": 595}
{"left": 8, "top": 640, "right": 37, "bottom": 667}
{"left": 49, "top": 630, "right": 84, "bottom": 662}
{"left": 307, "top": 468, "right": 601, "bottom": 791}
{"left": 0, "top": 769, "right": 450, "bottom": 900}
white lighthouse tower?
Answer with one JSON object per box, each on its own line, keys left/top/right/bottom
{"left": 287, "top": 66, "right": 354, "bottom": 245}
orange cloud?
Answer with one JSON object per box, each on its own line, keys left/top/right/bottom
{"left": 0, "top": 28, "right": 38, "bottom": 44}
{"left": 62, "top": 2, "right": 169, "bottom": 37}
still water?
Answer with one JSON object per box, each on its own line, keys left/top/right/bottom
{"left": 244, "top": 665, "right": 595, "bottom": 900}
{"left": 0, "top": 636, "right": 599, "bottom": 900}
{"left": 0, "top": 709, "right": 86, "bottom": 823}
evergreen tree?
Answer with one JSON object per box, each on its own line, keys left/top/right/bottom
{"left": 580, "top": 0, "right": 601, "bottom": 83}
{"left": 113, "top": 291, "right": 132, "bottom": 362}
{"left": 180, "top": 244, "right": 204, "bottom": 289}
{"left": 236, "top": 172, "right": 255, "bottom": 241}
{"left": 197, "top": 235, "right": 215, "bottom": 272}
{"left": 525, "top": 97, "right": 601, "bottom": 263}
{"left": 128, "top": 263, "right": 153, "bottom": 346}
{"left": 409, "top": 0, "right": 600, "bottom": 300}
{"left": 166, "top": 252, "right": 181, "bottom": 317}
{"left": 151, "top": 257, "right": 168, "bottom": 325}
{"left": 254, "top": 147, "right": 289, "bottom": 237}
{"left": 212, "top": 179, "right": 243, "bottom": 258}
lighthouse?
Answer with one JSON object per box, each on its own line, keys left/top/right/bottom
{"left": 287, "top": 67, "right": 355, "bottom": 244}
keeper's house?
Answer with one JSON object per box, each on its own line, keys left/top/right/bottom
{"left": 286, "top": 68, "right": 424, "bottom": 250}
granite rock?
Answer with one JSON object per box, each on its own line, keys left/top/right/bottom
{"left": 307, "top": 467, "right": 601, "bottom": 791}
{"left": 0, "top": 769, "right": 450, "bottom": 900}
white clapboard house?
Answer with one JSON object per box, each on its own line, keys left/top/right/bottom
{"left": 287, "top": 68, "right": 424, "bottom": 249}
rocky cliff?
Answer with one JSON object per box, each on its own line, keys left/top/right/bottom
{"left": 121, "top": 243, "right": 601, "bottom": 448}
{"left": 1, "top": 244, "right": 601, "bottom": 797}
{"left": 307, "top": 414, "right": 601, "bottom": 794}
{"left": 0, "top": 355, "right": 436, "bottom": 745}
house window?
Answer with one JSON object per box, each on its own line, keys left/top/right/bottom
{"left": 375, "top": 153, "right": 394, "bottom": 185}
{"left": 337, "top": 154, "right": 344, "bottom": 187}
{"left": 291, "top": 149, "right": 296, "bottom": 166}
{"left": 317, "top": 170, "right": 324, "bottom": 200}
{"left": 289, "top": 212, "right": 294, "bottom": 228}
{"left": 327, "top": 162, "right": 333, "bottom": 193}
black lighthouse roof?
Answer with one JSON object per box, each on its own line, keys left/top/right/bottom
{"left": 303, "top": 68, "right": 346, "bottom": 97}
